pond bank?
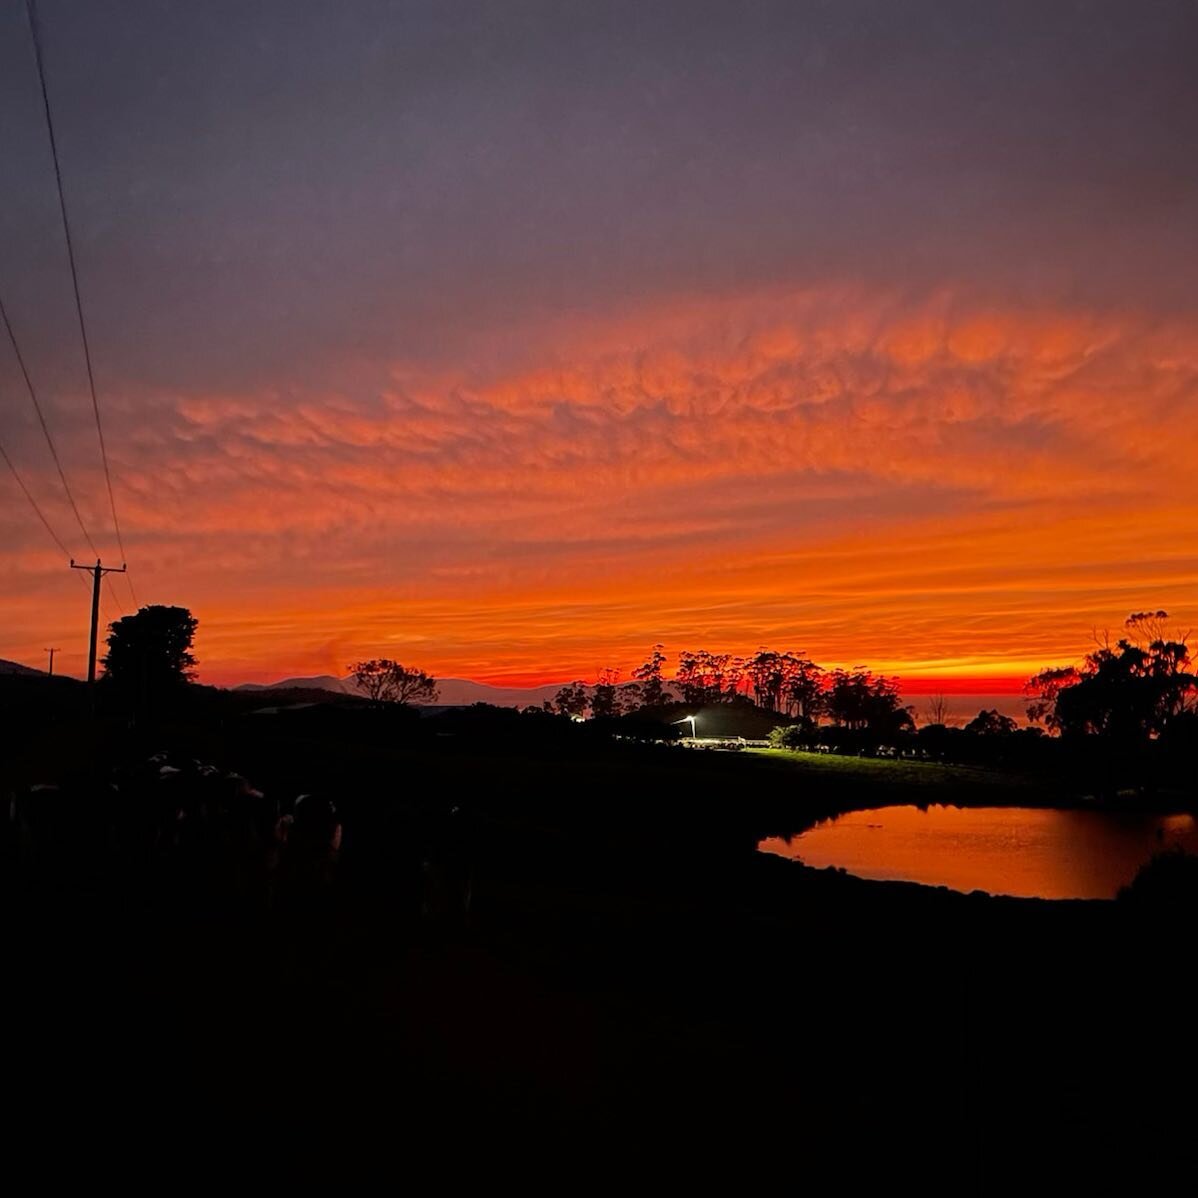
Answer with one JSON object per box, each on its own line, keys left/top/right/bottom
{"left": 743, "top": 748, "right": 1195, "bottom": 902}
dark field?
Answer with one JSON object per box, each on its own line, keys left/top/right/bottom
{"left": 4, "top": 699, "right": 1194, "bottom": 1190}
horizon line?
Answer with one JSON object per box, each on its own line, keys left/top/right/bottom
{"left": 216, "top": 671, "right": 1033, "bottom": 696}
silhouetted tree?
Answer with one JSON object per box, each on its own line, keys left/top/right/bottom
{"left": 552, "top": 681, "right": 590, "bottom": 718}
{"left": 630, "top": 644, "right": 669, "bottom": 707}
{"left": 1026, "top": 612, "right": 1195, "bottom": 743}
{"left": 725, "top": 654, "right": 746, "bottom": 699}
{"left": 782, "top": 656, "right": 824, "bottom": 719}
{"left": 349, "top": 659, "right": 438, "bottom": 706}
{"left": 744, "top": 649, "right": 786, "bottom": 710}
{"left": 925, "top": 693, "right": 949, "bottom": 726}
{"left": 824, "top": 668, "right": 913, "bottom": 738}
{"left": 103, "top": 605, "right": 198, "bottom": 700}
{"left": 744, "top": 649, "right": 823, "bottom": 716}
{"left": 589, "top": 667, "right": 622, "bottom": 718}
{"left": 965, "top": 708, "right": 1018, "bottom": 736}
{"left": 1025, "top": 666, "right": 1079, "bottom": 732}
{"left": 675, "top": 649, "right": 742, "bottom": 704}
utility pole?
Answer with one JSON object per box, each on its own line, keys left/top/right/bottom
{"left": 70, "top": 558, "right": 126, "bottom": 683}
{"left": 44, "top": 647, "right": 58, "bottom": 676}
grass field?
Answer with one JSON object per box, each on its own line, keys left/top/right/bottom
{"left": 746, "top": 747, "right": 1063, "bottom": 808}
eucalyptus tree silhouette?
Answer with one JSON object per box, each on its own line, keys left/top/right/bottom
{"left": 629, "top": 644, "right": 669, "bottom": 707}
{"left": 823, "top": 668, "right": 913, "bottom": 738}
{"left": 349, "top": 659, "right": 438, "bottom": 706}
{"left": 1026, "top": 612, "right": 1195, "bottom": 743}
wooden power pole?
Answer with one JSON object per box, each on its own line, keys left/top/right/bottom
{"left": 70, "top": 558, "right": 126, "bottom": 683}
{"left": 44, "top": 647, "right": 58, "bottom": 676}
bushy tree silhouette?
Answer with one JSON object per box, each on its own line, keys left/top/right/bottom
{"left": 964, "top": 709, "right": 1018, "bottom": 736}
{"left": 1026, "top": 612, "right": 1195, "bottom": 743}
{"left": 103, "top": 605, "right": 198, "bottom": 700}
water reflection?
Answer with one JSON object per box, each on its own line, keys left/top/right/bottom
{"left": 759, "top": 806, "right": 1198, "bottom": 900}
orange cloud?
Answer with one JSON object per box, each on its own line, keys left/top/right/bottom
{"left": 2, "top": 284, "right": 1195, "bottom": 687}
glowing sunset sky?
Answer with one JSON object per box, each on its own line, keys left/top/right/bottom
{"left": 2, "top": 1, "right": 1196, "bottom": 686}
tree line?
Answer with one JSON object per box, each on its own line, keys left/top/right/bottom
{"left": 545, "top": 612, "right": 1196, "bottom": 751}
{"left": 545, "top": 644, "right": 914, "bottom": 738}
{"left": 95, "top": 606, "right": 1195, "bottom": 757}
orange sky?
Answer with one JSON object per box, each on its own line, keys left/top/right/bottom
{"left": 4, "top": 285, "right": 1196, "bottom": 688}
{"left": 3, "top": 4, "right": 1197, "bottom": 690}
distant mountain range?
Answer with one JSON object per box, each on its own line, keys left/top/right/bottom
{"left": 234, "top": 674, "right": 565, "bottom": 708}
{"left": 235, "top": 674, "right": 353, "bottom": 694}
{"left": 232, "top": 675, "right": 1028, "bottom": 724}
{"left": 3, "top": 658, "right": 1027, "bottom": 724}
{"left": 0, "top": 660, "right": 565, "bottom": 708}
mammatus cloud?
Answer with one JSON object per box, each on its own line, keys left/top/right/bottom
{"left": 2, "top": 285, "right": 1196, "bottom": 684}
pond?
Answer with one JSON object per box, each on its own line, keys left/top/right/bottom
{"left": 758, "top": 805, "right": 1198, "bottom": 900}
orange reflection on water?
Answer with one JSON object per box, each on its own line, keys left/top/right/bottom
{"left": 759, "top": 807, "right": 1198, "bottom": 900}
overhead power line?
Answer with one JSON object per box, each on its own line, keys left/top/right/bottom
{"left": 105, "top": 574, "right": 125, "bottom": 616}
{"left": 3, "top": 298, "right": 123, "bottom": 619}
{"left": 1, "top": 293, "right": 99, "bottom": 557}
{"left": 0, "top": 435, "right": 73, "bottom": 560}
{"left": 25, "top": 0, "right": 136, "bottom": 610}
{"left": 0, "top": 435, "right": 95, "bottom": 609}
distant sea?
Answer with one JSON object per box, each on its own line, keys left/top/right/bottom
{"left": 902, "top": 691, "right": 1030, "bottom": 728}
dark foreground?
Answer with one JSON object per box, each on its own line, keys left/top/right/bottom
{"left": 4, "top": 705, "right": 1195, "bottom": 1191}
